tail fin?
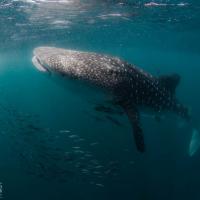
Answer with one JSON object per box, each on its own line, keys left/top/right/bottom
{"left": 158, "top": 73, "right": 180, "bottom": 95}
{"left": 189, "top": 129, "right": 200, "bottom": 156}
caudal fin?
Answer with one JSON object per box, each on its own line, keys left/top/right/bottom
{"left": 189, "top": 129, "right": 200, "bottom": 156}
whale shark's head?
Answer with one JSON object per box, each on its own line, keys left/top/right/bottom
{"left": 32, "top": 47, "right": 62, "bottom": 73}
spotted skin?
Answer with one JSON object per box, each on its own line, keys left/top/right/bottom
{"left": 33, "top": 47, "right": 190, "bottom": 153}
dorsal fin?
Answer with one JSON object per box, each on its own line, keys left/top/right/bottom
{"left": 158, "top": 74, "right": 181, "bottom": 94}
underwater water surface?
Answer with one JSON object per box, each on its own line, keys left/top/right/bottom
{"left": 0, "top": 0, "right": 200, "bottom": 200}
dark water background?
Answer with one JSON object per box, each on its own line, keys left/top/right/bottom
{"left": 0, "top": 0, "right": 200, "bottom": 199}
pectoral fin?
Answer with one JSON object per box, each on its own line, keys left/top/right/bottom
{"left": 121, "top": 101, "right": 145, "bottom": 153}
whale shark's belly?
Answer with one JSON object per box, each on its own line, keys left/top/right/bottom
{"left": 46, "top": 69, "right": 115, "bottom": 106}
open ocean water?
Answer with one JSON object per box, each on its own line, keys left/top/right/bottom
{"left": 0, "top": 0, "right": 200, "bottom": 199}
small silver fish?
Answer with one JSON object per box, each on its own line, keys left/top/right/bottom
{"left": 90, "top": 142, "right": 99, "bottom": 146}
{"left": 59, "top": 130, "right": 71, "bottom": 133}
{"left": 72, "top": 146, "right": 81, "bottom": 149}
{"left": 95, "top": 165, "right": 103, "bottom": 169}
{"left": 96, "top": 183, "right": 104, "bottom": 187}
{"left": 69, "top": 135, "right": 79, "bottom": 139}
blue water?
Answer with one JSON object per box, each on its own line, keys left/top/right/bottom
{"left": 0, "top": 0, "right": 200, "bottom": 199}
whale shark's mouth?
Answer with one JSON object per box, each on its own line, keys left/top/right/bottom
{"left": 32, "top": 56, "right": 48, "bottom": 72}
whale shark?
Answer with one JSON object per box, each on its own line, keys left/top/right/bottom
{"left": 32, "top": 46, "right": 190, "bottom": 153}
{"left": 189, "top": 129, "right": 200, "bottom": 156}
